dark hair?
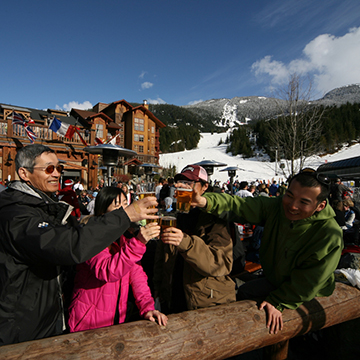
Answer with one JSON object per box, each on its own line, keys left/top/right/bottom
{"left": 15, "top": 144, "right": 54, "bottom": 174}
{"left": 239, "top": 181, "right": 248, "bottom": 190}
{"left": 94, "top": 187, "right": 126, "bottom": 216}
{"left": 199, "top": 179, "right": 207, "bottom": 187}
{"left": 288, "top": 172, "right": 330, "bottom": 203}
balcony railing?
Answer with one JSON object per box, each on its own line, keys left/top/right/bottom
{"left": 0, "top": 121, "right": 89, "bottom": 145}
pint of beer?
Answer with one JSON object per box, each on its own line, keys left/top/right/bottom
{"left": 161, "top": 216, "right": 177, "bottom": 231}
{"left": 138, "top": 192, "right": 157, "bottom": 224}
{"left": 176, "top": 188, "right": 193, "bottom": 213}
{"left": 138, "top": 192, "right": 155, "bottom": 200}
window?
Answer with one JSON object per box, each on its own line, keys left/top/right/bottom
{"left": 95, "top": 122, "right": 104, "bottom": 139}
{"left": 134, "top": 145, "right": 138, "bottom": 152}
{"left": 134, "top": 134, "right": 144, "bottom": 142}
{"left": 135, "top": 118, "right": 144, "bottom": 131}
{"left": 139, "top": 145, "right": 144, "bottom": 153}
{"left": 151, "top": 126, "right": 155, "bottom": 133}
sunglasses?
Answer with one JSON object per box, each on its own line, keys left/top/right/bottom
{"left": 300, "top": 168, "right": 331, "bottom": 186}
{"left": 30, "top": 164, "right": 64, "bottom": 174}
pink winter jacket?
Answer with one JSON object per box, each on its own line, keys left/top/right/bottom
{"left": 68, "top": 235, "right": 155, "bottom": 333}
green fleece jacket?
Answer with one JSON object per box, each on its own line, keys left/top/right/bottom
{"left": 203, "top": 193, "right": 343, "bottom": 311}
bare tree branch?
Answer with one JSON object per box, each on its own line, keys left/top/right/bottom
{"left": 267, "top": 73, "right": 325, "bottom": 177}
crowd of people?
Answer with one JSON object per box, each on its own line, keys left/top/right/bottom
{"left": 0, "top": 144, "right": 358, "bottom": 352}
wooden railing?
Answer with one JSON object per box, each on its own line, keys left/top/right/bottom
{"left": 0, "top": 282, "right": 359, "bottom": 359}
{"left": 0, "top": 121, "right": 89, "bottom": 145}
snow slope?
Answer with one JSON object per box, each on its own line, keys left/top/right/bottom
{"left": 159, "top": 132, "right": 360, "bottom": 185}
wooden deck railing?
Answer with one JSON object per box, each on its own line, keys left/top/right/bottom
{"left": 0, "top": 282, "right": 359, "bottom": 360}
{"left": 0, "top": 121, "right": 88, "bottom": 145}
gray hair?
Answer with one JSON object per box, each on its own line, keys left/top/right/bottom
{"left": 15, "top": 144, "right": 54, "bottom": 174}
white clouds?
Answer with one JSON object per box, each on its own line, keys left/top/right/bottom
{"left": 139, "top": 71, "right": 147, "bottom": 79}
{"left": 56, "top": 101, "right": 93, "bottom": 112}
{"left": 147, "top": 98, "right": 166, "bottom": 104}
{"left": 251, "top": 27, "right": 360, "bottom": 95}
{"left": 141, "top": 82, "right": 154, "bottom": 90}
{"left": 251, "top": 56, "right": 289, "bottom": 84}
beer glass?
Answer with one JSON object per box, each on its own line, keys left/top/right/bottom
{"left": 138, "top": 191, "right": 155, "bottom": 200}
{"left": 161, "top": 216, "right": 177, "bottom": 232}
{"left": 176, "top": 188, "right": 193, "bottom": 213}
{"left": 137, "top": 191, "right": 157, "bottom": 224}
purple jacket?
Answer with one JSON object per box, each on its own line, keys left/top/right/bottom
{"left": 68, "top": 235, "right": 154, "bottom": 332}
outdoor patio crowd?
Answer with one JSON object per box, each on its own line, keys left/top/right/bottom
{"left": 0, "top": 144, "right": 360, "bottom": 359}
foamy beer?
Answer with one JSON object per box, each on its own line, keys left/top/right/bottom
{"left": 161, "top": 216, "right": 177, "bottom": 231}
{"left": 174, "top": 165, "right": 208, "bottom": 213}
{"left": 138, "top": 192, "right": 155, "bottom": 200}
{"left": 176, "top": 188, "right": 193, "bottom": 213}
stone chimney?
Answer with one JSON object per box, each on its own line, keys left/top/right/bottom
{"left": 143, "top": 99, "right": 149, "bottom": 109}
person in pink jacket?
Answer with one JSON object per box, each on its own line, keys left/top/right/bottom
{"left": 68, "top": 187, "right": 167, "bottom": 332}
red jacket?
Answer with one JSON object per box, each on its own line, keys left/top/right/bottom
{"left": 68, "top": 235, "right": 154, "bottom": 332}
{"left": 57, "top": 186, "right": 81, "bottom": 218}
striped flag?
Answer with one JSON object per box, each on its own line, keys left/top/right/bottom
{"left": 73, "top": 127, "right": 88, "bottom": 146}
{"left": 106, "top": 133, "right": 119, "bottom": 145}
{"left": 12, "top": 111, "right": 37, "bottom": 143}
{"left": 49, "top": 117, "right": 75, "bottom": 139}
{"left": 12, "top": 111, "right": 27, "bottom": 126}
{"left": 95, "top": 137, "right": 104, "bottom": 145}
{"left": 25, "top": 127, "right": 37, "bottom": 143}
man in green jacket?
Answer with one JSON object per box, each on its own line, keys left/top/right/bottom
{"left": 190, "top": 169, "right": 343, "bottom": 334}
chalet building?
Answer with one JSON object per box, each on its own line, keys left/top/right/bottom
{"left": 0, "top": 100, "right": 165, "bottom": 189}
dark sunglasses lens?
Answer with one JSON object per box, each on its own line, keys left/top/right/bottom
{"left": 44, "top": 165, "right": 63, "bottom": 174}
{"left": 44, "top": 165, "right": 55, "bottom": 174}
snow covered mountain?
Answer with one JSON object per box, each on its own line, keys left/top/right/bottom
{"left": 183, "top": 84, "right": 360, "bottom": 129}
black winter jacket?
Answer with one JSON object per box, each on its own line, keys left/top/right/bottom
{"left": 0, "top": 181, "right": 131, "bottom": 346}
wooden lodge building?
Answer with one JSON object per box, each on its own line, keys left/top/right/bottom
{"left": 0, "top": 100, "right": 165, "bottom": 189}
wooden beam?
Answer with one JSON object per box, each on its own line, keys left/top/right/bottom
{"left": 0, "top": 282, "right": 359, "bottom": 359}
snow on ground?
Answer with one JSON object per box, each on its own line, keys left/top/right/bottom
{"left": 159, "top": 132, "right": 360, "bottom": 185}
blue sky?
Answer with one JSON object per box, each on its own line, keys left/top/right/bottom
{"left": 1, "top": 0, "right": 360, "bottom": 110}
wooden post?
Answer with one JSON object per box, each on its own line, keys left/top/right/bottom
{"left": 0, "top": 283, "right": 359, "bottom": 359}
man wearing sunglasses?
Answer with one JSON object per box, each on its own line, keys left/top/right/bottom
{"left": 0, "top": 144, "right": 159, "bottom": 346}
{"left": 191, "top": 168, "right": 343, "bottom": 335}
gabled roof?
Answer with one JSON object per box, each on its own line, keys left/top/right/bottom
{"left": 100, "top": 100, "right": 165, "bottom": 128}
{"left": 71, "top": 108, "right": 96, "bottom": 120}
{"left": 88, "top": 112, "right": 114, "bottom": 123}
{"left": 124, "top": 157, "right": 143, "bottom": 166}
{"left": 132, "top": 105, "right": 166, "bottom": 128}
{"left": 1, "top": 103, "right": 79, "bottom": 126}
